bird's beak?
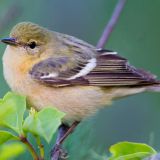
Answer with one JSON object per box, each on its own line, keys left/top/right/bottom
{"left": 1, "top": 38, "right": 17, "bottom": 46}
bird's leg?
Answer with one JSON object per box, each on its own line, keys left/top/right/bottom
{"left": 51, "top": 121, "right": 79, "bottom": 160}
{"left": 51, "top": 124, "right": 69, "bottom": 160}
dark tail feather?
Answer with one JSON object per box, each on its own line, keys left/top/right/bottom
{"left": 133, "top": 68, "right": 160, "bottom": 92}
{"left": 136, "top": 69, "right": 160, "bottom": 91}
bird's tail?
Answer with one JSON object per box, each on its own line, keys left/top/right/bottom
{"left": 135, "top": 69, "right": 160, "bottom": 92}
{"left": 146, "top": 84, "right": 160, "bottom": 92}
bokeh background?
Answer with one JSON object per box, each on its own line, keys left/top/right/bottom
{"left": 0, "top": 0, "right": 160, "bottom": 159}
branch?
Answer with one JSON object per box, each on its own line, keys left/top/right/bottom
{"left": 96, "top": 0, "right": 127, "bottom": 49}
{"left": 19, "top": 136, "right": 40, "bottom": 160}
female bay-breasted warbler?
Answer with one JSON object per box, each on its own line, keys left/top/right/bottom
{"left": 1, "top": 22, "right": 160, "bottom": 159}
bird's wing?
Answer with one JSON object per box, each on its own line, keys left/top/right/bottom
{"left": 29, "top": 50, "right": 158, "bottom": 87}
{"left": 29, "top": 55, "right": 91, "bottom": 87}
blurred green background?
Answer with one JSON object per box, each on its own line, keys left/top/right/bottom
{"left": 0, "top": 0, "right": 160, "bottom": 159}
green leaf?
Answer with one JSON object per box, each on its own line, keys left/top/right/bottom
{"left": 0, "top": 142, "right": 25, "bottom": 160}
{"left": 23, "top": 107, "right": 65, "bottom": 143}
{"left": 109, "top": 141, "right": 157, "bottom": 160}
{"left": 0, "top": 92, "right": 26, "bottom": 134}
{"left": 0, "top": 131, "right": 18, "bottom": 144}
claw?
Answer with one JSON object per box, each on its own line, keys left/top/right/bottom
{"left": 51, "top": 144, "right": 68, "bottom": 160}
{"left": 50, "top": 122, "right": 79, "bottom": 160}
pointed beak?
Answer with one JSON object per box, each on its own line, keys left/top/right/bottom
{"left": 1, "top": 38, "right": 17, "bottom": 46}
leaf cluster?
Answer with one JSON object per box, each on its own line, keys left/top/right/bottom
{"left": 0, "top": 92, "right": 65, "bottom": 160}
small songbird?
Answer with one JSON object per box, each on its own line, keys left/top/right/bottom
{"left": 1, "top": 22, "right": 160, "bottom": 159}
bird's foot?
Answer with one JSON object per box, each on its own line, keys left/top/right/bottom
{"left": 51, "top": 144, "right": 68, "bottom": 160}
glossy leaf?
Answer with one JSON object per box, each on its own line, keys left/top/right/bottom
{"left": 109, "top": 141, "right": 157, "bottom": 160}
{"left": 0, "top": 131, "right": 18, "bottom": 144}
{"left": 23, "top": 107, "right": 65, "bottom": 143}
{"left": 0, "top": 92, "right": 26, "bottom": 134}
{"left": 0, "top": 142, "right": 25, "bottom": 160}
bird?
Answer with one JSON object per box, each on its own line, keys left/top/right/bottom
{"left": 1, "top": 22, "right": 160, "bottom": 159}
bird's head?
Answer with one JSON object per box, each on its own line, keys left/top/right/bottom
{"left": 1, "top": 22, "right": 59, "bottom": 77}
{"left": 1, "top": 22, "right": 54, "bottom": 57}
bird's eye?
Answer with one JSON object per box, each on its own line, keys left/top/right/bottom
{"left": 28, "top": 41, "right": 37, "bottom": 49}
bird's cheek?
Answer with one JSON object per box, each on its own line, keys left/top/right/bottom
{"left": 18, "top": 58, "right": 38, "bottom": 75}
{"left": 17, "top": 46, "right": 27, "bottom": 55}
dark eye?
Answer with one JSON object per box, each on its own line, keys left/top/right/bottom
{"left": 28, "top": 41, "right": 37, "bottom": 49}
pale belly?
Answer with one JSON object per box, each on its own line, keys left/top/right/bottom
{"left": 12, "top": 78, "right": 111, "bottom": 124}
{"left": 3, "top": 66, "right": 146, "bottom": 124}
{"left": 7, "top": 76, "right": 146, "bottom": 124}
{"left": 3, "top": 63, "right": 146, "bottom": 124}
